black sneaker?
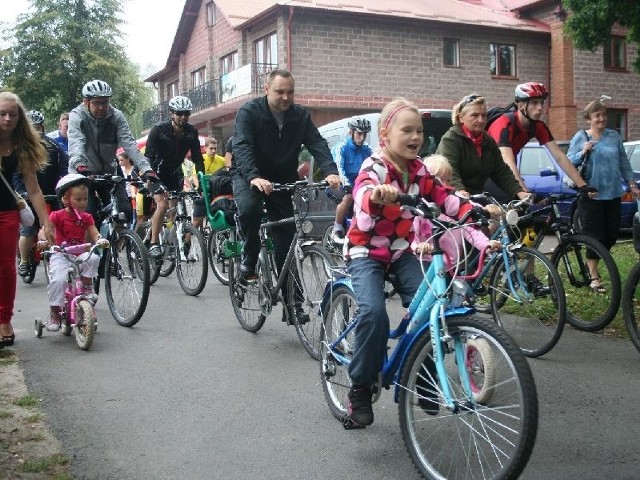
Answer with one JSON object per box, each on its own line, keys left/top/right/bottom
{"left": 525, "top": 274, "right": 550, "bottom": 297}
{"left": 415, "top": 357, "right": 440, "bottom": 415}
{"left": 348, "top": 385, "right": 374, "bottom": 426}
{"left": 148, "top": 244, "right": 163, "bottom": 259}
{"left": 17, "top": 262, "right": 30, "bottom": 277}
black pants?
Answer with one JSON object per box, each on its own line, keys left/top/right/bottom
{"left": 577, "top": 197, "right": 621, "bottom": 256}
{"left": 232, "top": 179, "right": 295, "bottom": 275}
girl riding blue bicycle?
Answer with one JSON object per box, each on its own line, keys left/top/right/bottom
{"left": 344, "top": 98, "right": 497, "bottom": 426}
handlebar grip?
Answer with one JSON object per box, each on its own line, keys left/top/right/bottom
{"left": 396, "top": 194, "right": 419, "bottom": 207}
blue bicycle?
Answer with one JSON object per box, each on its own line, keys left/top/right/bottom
{"left": 319, "top": 196, "right": 538, "bottom": 480}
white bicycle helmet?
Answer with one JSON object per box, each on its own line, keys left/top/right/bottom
{"left": 55, "top": 174, "right": 92, "bottom": 201}
{"left": 82, "top": 79, "right": 113, "bottom": 98}
{"left": 27, "top": 110, "right": 45, "bottom": 125}
{"left": 347, "top": 116, "right": 371, "bottom": 133}
{"left": 168, "top": 96, "right": 193, "bottom": 112}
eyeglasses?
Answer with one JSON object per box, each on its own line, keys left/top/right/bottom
{"left": 173, "top": 111, "right": 191, "bottom": 117}
{"left": 89, "top": 99, "right": 110, "bottom": 107}
{"left": 459, "top": 94, "right": 481, "bottom": 110}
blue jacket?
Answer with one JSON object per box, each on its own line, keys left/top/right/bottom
{"left": 332, "top": 137, "right": 372, "bottom": 186}
{"left": 14, "top": 136, "right": 68, "bottom": 197}
{"left": 232, "top": 96, "right": 337, "bottom": 183}
{"left": 567, "top": 128, "right": 633, "bottom": 200}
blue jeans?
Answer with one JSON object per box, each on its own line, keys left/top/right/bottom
{"left": 347, "top": 254, "right": 425, "bottom": 387}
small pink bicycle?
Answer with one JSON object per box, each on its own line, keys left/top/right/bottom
{"left": 35, "top": 242, "right": 108, "bottom": 351}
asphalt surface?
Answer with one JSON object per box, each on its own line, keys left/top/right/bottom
{"left": 9, "top": 267, "right": 640, "bottom": 480}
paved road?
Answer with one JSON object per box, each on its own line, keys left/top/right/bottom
{"left": 10, "top": 269, "right": 640, "bottom": 479}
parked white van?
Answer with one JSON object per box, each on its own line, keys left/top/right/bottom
{"left": 318, "top": 109, "right": 453, "bottom": 156}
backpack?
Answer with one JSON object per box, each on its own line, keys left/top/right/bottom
{"left": 209, "top": 168, "right": 233, "bottom": 197}
{"left": 485, "top": 103, "right": 517, "bottom": 131}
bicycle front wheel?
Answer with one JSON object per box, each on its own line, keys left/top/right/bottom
{"left": 176, "top": 224, "right": 208, "bottom": 296}
{"left": 551, "top": 234, "right": 621, "bottom": 331}
{"left": 74, "top": 299, "right": 96, "bottom": 351}
{"left": 622, "top": 262, "right": 640, "bottom": 355}
{"left": 105, "top": 229, "right": 150, "bottom": 327}
{"left": 320, "top": 284, "right": 357, "bottom": 421}
{"left": 228, "top": 255, "right": 267, "bottom": 332}
{"left": 159, "top": 228, "right": 176, "bottom": 277}
{"left": 489, "top": 246, "right": 566, "bottom": 357}
{"left": 288, "top": 244, "right": 336, "bottom": 360}
{"left": 208, "top": 228, "right": 233, "bottom": 286}
{"left": 398, "top": 316, "right": 538, "bottom": 480}
{"left": 136, "top": 221, "right": 161, "bottom": 285}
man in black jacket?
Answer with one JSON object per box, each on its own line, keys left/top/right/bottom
{"left": 232, "top": 69, "right": 340, "bottom": 305}
{"left": 145, "top": 95, "right": 205, "bottom": 258}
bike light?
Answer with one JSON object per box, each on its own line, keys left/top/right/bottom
{"left": 301, "top": 220, "right": 314, "bottom": 234}
{"left": 506, "top": 209, "right": 519, "bottom": 226}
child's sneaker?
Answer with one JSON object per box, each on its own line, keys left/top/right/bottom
{"left": 45, "top": 314, "right": 61, "bottom": 332}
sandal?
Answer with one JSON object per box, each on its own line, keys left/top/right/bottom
{"left": 589, "top": 279, "right": 607, "bottom": 294}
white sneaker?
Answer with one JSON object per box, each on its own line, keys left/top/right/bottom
{"left": 331, "top": 230, "right": 346, "bottom": 245}
{"left": 45, "top": 315, "right": 61, "bottom": 332}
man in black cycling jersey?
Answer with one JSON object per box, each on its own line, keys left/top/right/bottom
{"left": 144, "top": 96, "right": 205, "bottom": 258}
{"left": 15, "top": 110, "right": 68, "bottom": 277}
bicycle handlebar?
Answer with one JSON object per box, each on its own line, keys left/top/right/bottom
{"left": 271, "top": 180, "right": 329, "bottom": 192}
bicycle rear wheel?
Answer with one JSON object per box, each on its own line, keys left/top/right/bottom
{"left": 136, "top": 221, "right": 161, "bottom": 285}
{"left": 320, "top": 285, "right": 357, "bottom": 421}
{"left": 208, "top": 228, "right": 233, "bottom": 286}
{"left": 489, "top": 246, "right": 566, "bottom": 357}
{"left": 622, "top": 262, "right": 640, "bottom": 355}
{"left": 176, "top": 224, "right": 208, "bottom": 296}
{"left": 74, "top": 299, "right": 96, "bottom": 351}
{"left": 105, "top": 228, "right": 150, "bottom": 327}
{"left": 288, "top": 244, "right": 336, "bottom": 360}
{"left": 551, "top": 234, "right": 621, "bottom": 331}
{"left": 398, "top": 316, "right": 538, "bottom": 480}
{"left": 228, "top": 255, "right": 267, "bottom": 332}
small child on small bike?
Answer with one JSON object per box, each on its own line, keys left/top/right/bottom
{"left": 41, "top": 174, "right": 109, "bottom": 332}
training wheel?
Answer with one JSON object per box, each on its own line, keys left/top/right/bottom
{"left": 35, "top": 318, "right": 44, "bottom": 338}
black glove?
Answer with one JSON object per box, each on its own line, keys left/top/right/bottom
{"left": 76, "top": 165, "right": 92, "bottom": 176}
{"left": 143, "top": 170, "right": 160, "bottom": 182}
{"left": 578, "top": 184, "right": 598, "bottom": 197}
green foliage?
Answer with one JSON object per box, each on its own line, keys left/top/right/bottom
{"left": 563, "top": 0, "right": 640, "bottom": 72}
{"left": 0, "top": 0, "right": 152, "bottom": 131}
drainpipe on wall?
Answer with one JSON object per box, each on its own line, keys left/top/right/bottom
{"left": 287, "top": 6, "right": 295, "bottom": 71}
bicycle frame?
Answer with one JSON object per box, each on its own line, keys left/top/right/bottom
{"left": 324, "top": 214, "right": 478, "bottom": 407}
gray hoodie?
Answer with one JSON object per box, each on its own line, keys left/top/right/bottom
{"left": 68, "top": 103, "right": 152, "bottom": 175}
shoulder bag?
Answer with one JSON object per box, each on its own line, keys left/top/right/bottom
{"left": 562, "top": 130, "right": 590, "bottom": 190}
{"left": 0, "top": 169, "right": 35, "bottom": 227}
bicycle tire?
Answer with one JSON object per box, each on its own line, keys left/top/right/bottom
{"left": 136, "top": 221, "right": 161, "bottom": 285}
{"left": 228, "top": 255, "right": 267, "bottom": 332}
{"left": 159, "top": 227, "right": 176, "bottom": 277}
{"left": 321, "top": 224, "right": 345, "bottom": 266}
{"left": 209, "top": 229, "right": 233, "bottom": 286}
{"left": 74, "top": 299, "right": 96, "bottom": 351}
{"left": 287, "top": 244, "right": 336, "bottom": 360}
{"left": 622, "top": 262, "right": 640, "bottom": 355}
{"left": 320, "top": 285, "right": 357, "bottom": 421}
{"left": 105, "top": 228, "right": 150, "bottom": 327}
{"left": 551, "top": 234, "right": 621, "bottom": 331}
{"left": 489, "top": 246, "right": 566, "bottom": 357}
{"left": 176, "top": 224, "right": 208, "bottom": 296}
{"left": 398, "top": 316, "right": 538, "bottom": 480}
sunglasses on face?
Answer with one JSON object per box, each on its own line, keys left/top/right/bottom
{"left": 173, "top": 111, "right": 191, "bottom": 117}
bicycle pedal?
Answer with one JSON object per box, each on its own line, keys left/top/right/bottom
{"left": 343, "top": 417, "right": 366, "bottom": 430}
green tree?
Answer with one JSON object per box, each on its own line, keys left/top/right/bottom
{"left": 0, "top": 0, "right": 148, "bottom": 131}
{"left": 563, "top": 0, "right": 640, "bottom": 72}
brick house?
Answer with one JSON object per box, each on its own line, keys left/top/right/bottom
{"left": 143, "top": 0, "right": 640, "bottom": 146}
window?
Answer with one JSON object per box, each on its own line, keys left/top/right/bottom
{"left": 220, "top": 52, "right": 238, "bottom": 76}
{"left": 191, "top": 67, "right": 206, "bottom": 88}
{"left": 443, "top": 39, "right": 459, "bottom": 67}
{"left": 604, "top": 36, "right": 626, "bottom": 69}
{"left": 607, "top": 109, "right": 627, "bottom": 140}
{"left": 254, "top": 32, "right": 278, "bottom": 66}
{"left": 206, "top": 2, "right": 216, "bottom": 26}
{"left": 167, "top": 81, "right": 178, "bottom": 99}
{"left": 490, "top": 43, "right": 516, "bottom": 77}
